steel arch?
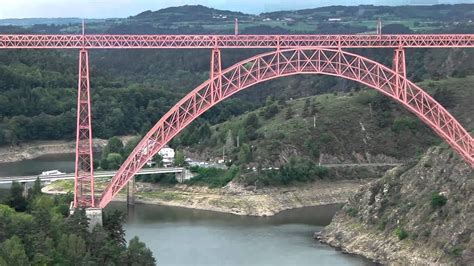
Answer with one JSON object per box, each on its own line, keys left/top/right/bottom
{"left": 99, "top": 48, "right": 474, "bottom": 208}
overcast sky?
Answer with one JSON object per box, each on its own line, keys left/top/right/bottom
{"left": 0, "top": 0, "right": 472, "bottom": 19}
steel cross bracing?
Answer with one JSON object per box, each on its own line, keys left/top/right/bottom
{"left": 99, "top": 47, "right": 474, "bottom": 208}
{"left": 0, "top": 34, "right": 473, "bottom": 49}
{"left": 3, "top": 32, "right": 473, "bottom": 208}
{"left": 74, "top": 49, "right": 95, "bottom": 208}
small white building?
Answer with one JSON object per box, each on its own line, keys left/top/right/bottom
{"left": 159, "top": 147, "right": 175, "bottom": 159}
{"left": 158, "top": 147, "right": 175, "bottom": 166}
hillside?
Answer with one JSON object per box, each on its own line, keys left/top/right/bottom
{"left": 177, "top": 76, "right": 474, "bottom": 167}
{"left": 132, "top": 5, "right": 252, "bottom": 22}
{"left": 320, "top": 145, "right": 473, "bottom": 263}
{"left": 3, "top": 4, "right": 473, "bottom": 34}
{"left": 0, "top": 4, "right": 473, "bottom": 152}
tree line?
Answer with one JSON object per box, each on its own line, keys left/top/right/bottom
{"left": 0, "top": 179, "right": 156, "bottom": 265}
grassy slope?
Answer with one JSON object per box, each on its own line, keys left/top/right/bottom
{"left": 187, "top": 76, "right": 474, "bottom": 166}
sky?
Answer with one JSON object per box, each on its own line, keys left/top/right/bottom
{"left": 0, "top": 0, "right": 472, "bottom": 19}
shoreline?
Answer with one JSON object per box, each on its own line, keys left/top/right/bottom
{"left": 44, "top": 179, "right": 374, "bottom": 217}
{"left": 0, "top": 136, "right": 134, "bottom": 163}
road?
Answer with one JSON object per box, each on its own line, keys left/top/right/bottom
{"left": 320, "top": 163, "right": 402, "bottom": 168}
{"left": 0, "top": 167, "right": 184, "bottom": 184}
{"left": 0, "top": 163, "right": 401, "bottom": 184}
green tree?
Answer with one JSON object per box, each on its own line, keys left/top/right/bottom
{"left": 123, "top": 136, "right": 141, "bottom": 158}
{"left": 431, "top": 192, "right": 448, "bottom": 208}
{"left": 310, "top": 102, "right": 318, "bottom": 116}
{"left": 197, "top": 122, "right": 211, "bottom": 141}
{"left": 174, "top": 151, "right": 185, "bottom": 167}
{"left": 64, "top": 208, "right": 89, "bottom": 241}
{"left": 285, "top": 106, "right": 294, "bottom": 120}
{"left": 238, "top": 144, "right": 252, "bottom": 164}
{"left": 304, "top": 139, "right": 320, "bottom": 158}
{"left": 302, "top": 98, "right": 311, "bottom": 117}
{"left": 104, "top": 210, "right": 127, "bottom": 247}
{"left": 433, "top": 87, "right": 455, "bottom": 108}
{"left": 123, "top": 236, "right": 156, "bottom": 266}
{"left": 263, "top": 104, "right": 279, "bottom": 119}
{"left": 56, "top": 234, "right": 89, "bottom": 265}
{"left": 105, "top": 153, "right": 123, "bottom": 170}
{"left": 0, "top": 236, "right": 29, "bottom": 266}
{"left": 244, "top": 113, "right": 259, "bottom": 131}
{"left": 103, "top": 137, "right": 124, "bottom": 157}
{"left": 7, "top": 182, "right": 27, "bottom": 212}
{"left": 29, "top": 177, "right": 42, "bottom": 200}
{"left": 153, "top": 154, "right": 163, "bottom": 167}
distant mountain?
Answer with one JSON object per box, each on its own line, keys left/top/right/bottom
{"left": 0, "top": 18, "right": 107, "bottom": 26}
{"left": 1, "top": 4, "right": 473, "bottom": 34}
{"left": 261, "top": 4, "right": 474, "bottom": 22}
{"left": 130, "top": 5, "right": 254, "bottom": 23}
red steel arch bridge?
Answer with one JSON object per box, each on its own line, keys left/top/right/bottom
{"left": 1, "top": 33, "right": 473, "bottom": 208}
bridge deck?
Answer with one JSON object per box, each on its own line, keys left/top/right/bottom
{"left": 0, "top": 167, "right": 184, "bottom": 184}
{"left": 0, "top": 34, "right": 473, "bottom": 49}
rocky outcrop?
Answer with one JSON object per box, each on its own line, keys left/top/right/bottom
{"left": 129, "top": 179, "right": 372, "bottom": 216}
{"left": 320, "top": 146, "right": 474, "bottom": 264}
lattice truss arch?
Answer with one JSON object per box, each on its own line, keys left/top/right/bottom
{"left": 99, "top": 48, "right": 474, "bottom": 208}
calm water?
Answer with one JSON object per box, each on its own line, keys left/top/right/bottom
{"left": 108, "top": 203, "right": 373, "bottom": 266}
{"left": 0, "top": 153, "right": 76, "bottom": 177}
{"left": 0, "top": 154, "right": 373, "bottom": 265}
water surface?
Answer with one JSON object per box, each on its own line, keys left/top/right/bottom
{"left": 0, "top": 154, "right": 373, "bottom": 265}
{"left": 109, "top": 203, "right": 373, "bottom": 266}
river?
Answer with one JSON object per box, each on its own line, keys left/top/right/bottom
{"left": 0, "top": 154, "right": 373, "bottom": 265}
{"left": 109, "top": 203, "right": 372, "bottom": 266}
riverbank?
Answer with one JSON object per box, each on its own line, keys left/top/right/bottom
{"left": 43, "top": 179, "right": 373, "bottom": 216}
{"left": 319, "top": 147, "right": 474, "bottom": 264}
{"left": 0, "top": 136, "right": 134, "bottom": 163}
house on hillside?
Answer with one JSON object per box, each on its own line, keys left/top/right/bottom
{"left": 158, "top": 147, "right": 175, "bottom": 167}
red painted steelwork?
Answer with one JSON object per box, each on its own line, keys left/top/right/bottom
{"left": 99, "top": 48, "right": 474, "bottom": 208}
{"left": 0, "top": 34, "right": 473, "bottom": 49}
{"left": 74, "top": 49, "right": 95, "bottom": 208}
{"left": 393, "top": 48, "right": 407, "bottom": 101}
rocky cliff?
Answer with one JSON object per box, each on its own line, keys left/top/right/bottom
{"left": 320, "top": 146, "right": 473, "bottom": 264}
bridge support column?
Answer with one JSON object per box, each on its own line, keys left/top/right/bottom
{"left": 85, "top": 208, "right": 102, "bottom": 230}
{"left": 21, "top": 182, "right": 28, "bottom": 198}
{"left": 175, "top": 169, "right": 193, "bottom": 183}
{"left": 126, "top": 176, "right": 135, "bottom": 206}
{"left": 393, "top": 48, "right": 407, "bottom": 102}
{"left": 74, "top": 48, "right": 95, "bottom": 208}
{"left": 176, "top": 170, "right": 185, "bottom": 183}
{"left": 210, "top": 48, "right": 222, "bottom": 104}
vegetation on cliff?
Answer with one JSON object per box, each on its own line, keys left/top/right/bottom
{"left": 322, "top": 146, "right": 474, "bottom": 264}
{"left": 176, "top": 76, "right": 473, "bottom": 168}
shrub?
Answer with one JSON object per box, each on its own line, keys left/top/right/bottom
{"left": 346, "top": 207, "right": 358, "bottom": 217}
{"left": 377, "top": 220, "right": 387, "bottom": 231}
{"left": 392, "top": 116, "right": 417, "bottom": 132}
{"left": 394, "top": 227, "right": 409, "bottom": 240}
{"left": 449, "top": 247, "right": 463, "bottom": 257}
{"left": 431, "top": 192, "right": 447, "bottom": 208}
{"left": 187, "top": 166, "right": 239, "bottom": 188}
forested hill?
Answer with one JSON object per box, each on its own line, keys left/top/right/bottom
{"left": 1, "top": 4, "right": 473, "bottom": 34}
{"left": 0, "top": 4, "right": 472, "bottom": 163}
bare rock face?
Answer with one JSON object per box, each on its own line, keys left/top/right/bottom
{"left": 321, "top": 146, "right": 474, "bottom": 264}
